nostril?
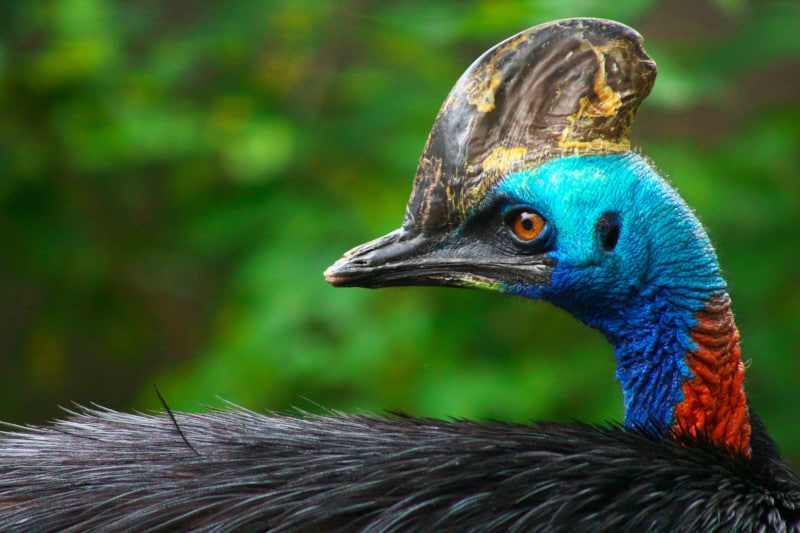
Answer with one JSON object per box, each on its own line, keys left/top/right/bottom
{"left": 596, "top": 212, "right": 621, "bottom": 252}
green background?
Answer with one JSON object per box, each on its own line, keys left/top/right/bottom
{"left": 1, "top": 0, "right": 798, "bottom": 465}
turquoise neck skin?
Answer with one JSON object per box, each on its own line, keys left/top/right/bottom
{"left": 494, "top": 153, "right": 726, "bottom": 432}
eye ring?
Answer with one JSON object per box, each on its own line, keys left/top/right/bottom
{"left": 506, "top": 209, "right": 546, "bottom": 242}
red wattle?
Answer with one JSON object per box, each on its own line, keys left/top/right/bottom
{"left": 673, "top": 294, "right": 751, "bottom": 455}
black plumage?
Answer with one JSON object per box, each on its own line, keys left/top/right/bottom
{"left": 0, "top": 407, "right": 797, "bottom": 532}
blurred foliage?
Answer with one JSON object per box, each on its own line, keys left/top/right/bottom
{"left": 1, "top": 0, "right": 798, "bottom": 464}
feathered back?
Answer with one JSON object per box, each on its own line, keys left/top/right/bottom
{"left": 0, "top": 408, "right": 797, "bottom": 531}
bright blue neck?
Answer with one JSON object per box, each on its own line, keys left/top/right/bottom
{"left": 496, "top": 154, "right": 727, "bottom": 433}
{"left": 596, "top": 287, "right": 704, "bottom": 431}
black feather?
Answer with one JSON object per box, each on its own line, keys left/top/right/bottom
{"left": 0, "top": 407, "right": 797, "bottom": 532}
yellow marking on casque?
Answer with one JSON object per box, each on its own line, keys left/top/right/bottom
{"left": 478, "top": 146, "right": 528, "bottom": 175}
{"left": 586, "top": 43, "right": 623, "bottom": 117}
{"left": 415, "top": 155, "right": 443, "bottom": 224}
{"left": 559, "top": 39, "right": 629, "bottom": 154}
{"left": 466, "top": 71, "right": 503, "bottom": 113}
{"left": 464, "top": 32, "right": 530, "bottom": 113}
{"left": 561, "top": 136, "right": 631, "bottom": 154}
{"left": 461, "top": 146, "right": 529, "bottom": 215}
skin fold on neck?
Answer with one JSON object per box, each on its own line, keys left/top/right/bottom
{"left": 675, "top": 292, "right": 750, "bottom": 454}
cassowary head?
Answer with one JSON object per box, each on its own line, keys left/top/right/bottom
{"left": 326, "top": 19, "right": 750, "bottom": 455}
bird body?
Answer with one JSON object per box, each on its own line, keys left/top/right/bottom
{"left": 0, "top": 407, "right": 797, "bottom": 531}
{"left": 0, "top": 17, "right": 796, "bottom": 531}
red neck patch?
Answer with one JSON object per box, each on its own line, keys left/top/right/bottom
{"left": 673, "top": 293, "right": 751, "bottom": 455}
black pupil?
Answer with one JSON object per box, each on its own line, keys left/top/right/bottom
{"left": 521, "top": 217, "right": 534, "bottom": 231}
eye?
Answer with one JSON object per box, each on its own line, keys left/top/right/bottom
{"left": 506, "top": 209, "right": 546, "bottom": 242}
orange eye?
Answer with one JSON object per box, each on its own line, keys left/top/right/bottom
{"left": 509, "top": 210, "right": 545, "bottom": 241}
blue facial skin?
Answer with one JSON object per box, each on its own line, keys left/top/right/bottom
{"left": 492, "top": 153, "right": 727, "bottom": 433}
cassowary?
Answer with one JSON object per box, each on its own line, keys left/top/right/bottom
{"left": 0, "top": 18, "right": 798, "bottom": 532}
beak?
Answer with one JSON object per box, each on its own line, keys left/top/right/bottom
{"left": 324, "top": 228, "right": 555, "bottom": 290}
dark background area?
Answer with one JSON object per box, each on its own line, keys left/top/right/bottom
{"left": 1, "top": 1, "right": 798, "bottom": 464}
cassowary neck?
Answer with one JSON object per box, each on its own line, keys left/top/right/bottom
{"left": 610, "top": 287, "right": 750, "bottom": 455}
{"left": 523, "top": 154, "right": 752, "bottom": 454}
{"left": 497, "top": 154, "right": 752, "bottom": 454}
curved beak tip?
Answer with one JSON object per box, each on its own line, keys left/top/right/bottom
{"left": 323, "top": 229, "right": 416, "bottom": 288}
{"left": 323, "top": 259, "right": 352, "bottom": 287}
